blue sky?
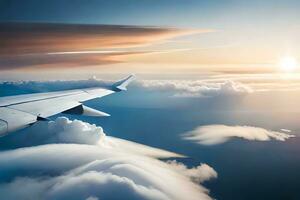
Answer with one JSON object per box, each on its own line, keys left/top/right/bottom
{"left": 0, "top": 0, "right": 230, "bottom": 26}
{"left": 1, "top": 0, "right": 300, "bottom": 28}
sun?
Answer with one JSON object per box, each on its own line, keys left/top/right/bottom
{"left": 279, "top": 56, "right": 298, "bottom": 73}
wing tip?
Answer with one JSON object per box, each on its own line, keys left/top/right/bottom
{"left": 113, "top": 74, "right": 136, "bottom": 92}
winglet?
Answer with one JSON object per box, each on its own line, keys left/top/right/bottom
{"left": 112, "top": 74, "right": 135, "bottom": 92}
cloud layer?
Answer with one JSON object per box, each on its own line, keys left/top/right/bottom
{"left": 0, "top": 117, "right": 217, "bottom": 200}
{"left": 183, "top": 124, "right": 295, "bottom": 145}
{"left": 5, "top": 74, "right": 300, "bottom": 99}
{"left": 138, "top": 79, "right": 252, "bottom": 97}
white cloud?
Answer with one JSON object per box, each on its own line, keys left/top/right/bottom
{"left": 166, "top": 161, "right": 217, "bottom": 183}
{"left": 280, "top": 128, "right": 291, "bottom": 133}
{"left": 47, "top": 117, "right": 105, "bottom": 145}
{"left": 30, "top": 117, "right": 181, "bottom": 158}
{"left": 0, "top": 117, "right": 217, "bottom": 200}
{"left": 138, "top": 80, "right": 252, "bottom": 97}
{"left": 86, "top": 197, "right": 99, "bottom": 200}
{"left": 0, "top": 78, "right": 112, "bottom": 94}
{"left": 3, "top": 73, "right": 300, "bottom": 96}
{"left": 183, "top": 124, "right": 295, "bottom": 145}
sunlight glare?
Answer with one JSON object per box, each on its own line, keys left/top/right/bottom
{"left": 279, "top": 56, "right": 297, "bottom": 73}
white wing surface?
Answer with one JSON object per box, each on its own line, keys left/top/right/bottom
{"left": 0, "top": 75, "right": 135, "bottom": 136}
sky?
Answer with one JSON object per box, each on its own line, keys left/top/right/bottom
{"left": 1, "top": 1, "right": 300, "bottom": 200}
{"left": 1, "top": 0, "right": 300, "bottom": 78}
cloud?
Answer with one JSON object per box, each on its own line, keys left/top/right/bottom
{"left": 138, "top": 79, "right": 252, "bottom": 97}
{"left": 86, "top": 197, "right": 98, "bottom": 200}
{"left": 0, "top": 78, "right": 112, "bottom": 95}
{"left": 0, "top": 78, "right": 252, "bottom": 102}
{"left": 0, "top": 117, "right": 216, "bottom": 200}
{"left": 280, "top": 128, "right": 291, "bottom": 133}
{"left": 183, "top": 124, "right": 295, "bottom": 145}
{"left": 166, "top": 161, "right": 217, "bottom": 183}
{"left": 0, "top": 52, "right": 126, "bottom": 70}
{"left": 47, "top": 117, "right": 105, "bottom": 145}
{"left": 0, "top": 22, "right": 210, "bottom": 70}
{"left": 21, "top": 117, "right": 182, "bottom": 158}
{"left": 192, "top": 73, "right": 300, "bottom": 92}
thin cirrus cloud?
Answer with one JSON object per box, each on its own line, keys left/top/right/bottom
{"left": 0, "top": 22, "right": 211, "bottom": 70}
{"left": 182, "top": 124, "right": 295, "bottom": 145}
{"left": 0, "top": 117, "right": 217, "bottom": 200}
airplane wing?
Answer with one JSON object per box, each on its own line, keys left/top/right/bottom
{"left": 0, "top": 75, "right": 135, "bottom": 136}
